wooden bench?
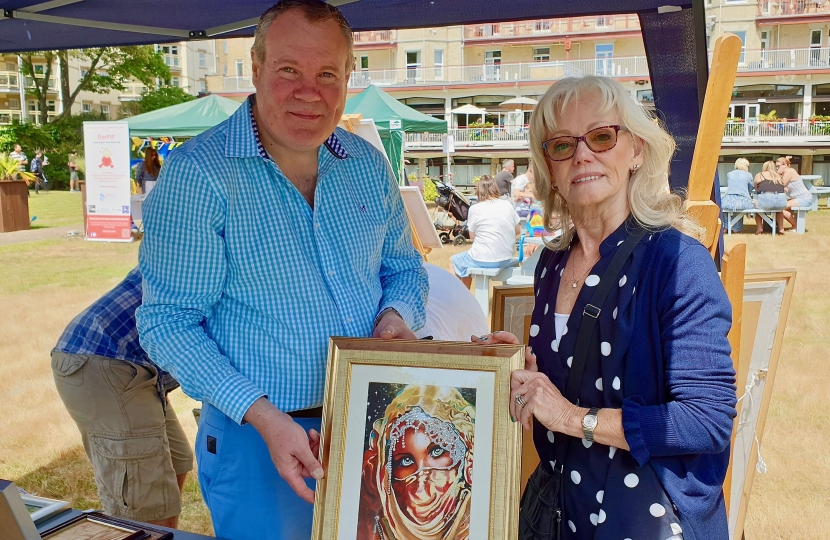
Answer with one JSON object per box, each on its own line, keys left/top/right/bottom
{"left": 724, "top": 206, "right": 810, "bottom": 235}
{"left": 810, "top": 186, "right": 830, "bottom": 211}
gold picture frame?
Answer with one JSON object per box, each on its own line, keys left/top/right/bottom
{"left": 311, "top": 337, "right": 524, "bottom": 540}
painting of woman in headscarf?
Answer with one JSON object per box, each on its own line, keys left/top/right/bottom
{"left": 356, "top": 383, "right": 476, "bottom": 540}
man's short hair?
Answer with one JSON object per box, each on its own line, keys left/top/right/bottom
{"left": 252, "top": 0, "right": 354, "bottom": 69}
{"left": 502, "top": 159, "right": 515, "bottom": 170}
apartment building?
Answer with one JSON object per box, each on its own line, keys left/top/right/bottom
{"left": 707, "top": 0, "right": 830, "bottom": 180}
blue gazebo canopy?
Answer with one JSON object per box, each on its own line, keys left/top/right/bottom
{"left": 0, "top": 0, "right": 708, "bottom": 192}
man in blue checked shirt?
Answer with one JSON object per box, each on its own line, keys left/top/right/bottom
{"left": 52, "top": 268, "right": 192, "bottom": 529}
{"left": 136, "top": 1, "right": 428, "bottom": 538}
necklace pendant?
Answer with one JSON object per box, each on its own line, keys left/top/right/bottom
{"left": 572, "top": 281, "right": 578, "bottom": 288}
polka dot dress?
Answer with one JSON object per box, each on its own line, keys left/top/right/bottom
{"left": 528, "top": 224, "right": 684, "bottom": 540}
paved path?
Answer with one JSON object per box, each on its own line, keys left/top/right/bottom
{"left": 0, "top": 225, "right": 84, "bottom": 246}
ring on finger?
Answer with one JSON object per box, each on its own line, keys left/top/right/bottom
{"left": 516, "top": 393, "right": 526, "bottom": 407}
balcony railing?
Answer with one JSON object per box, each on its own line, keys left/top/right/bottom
{"left": 464, "top": 15, "right": 641, "bottom": 40}
{"left": 223, "top": 76, "right": 254, "bottom": 92}
{"left": 757, "top": 0, "right": 830, "bottom": 18}
{"left": 405, "top": 128, "right": 530, "bottom": 150}
{"left": 0, "top": 71, "right": 19, "bottom": 90}
{"left": 0, "top": 109, "right": 23, "bottom": 125}
{"left": 353, "top": 30, "right": 396, "bottom": 44}
{"left": 723, "top": 120, "right": 830, "bottom": 140}
{"left": 349, "top": 57, "right": 649, "bottom": 88}
{"left": 730, "top": 47, "right": 830, "bottom": 71}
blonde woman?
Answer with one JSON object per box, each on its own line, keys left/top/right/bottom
{"left": 722, "top": 158, "right": 755, "bottom": 232}
{"left": 777, "top": 156, "right": 811, "bottom": 229}
{"left": 477, "top": 76, "right": 736, "bottom": 540}
{"left": 754, "top": 160, "right": 789, "bottom": 234}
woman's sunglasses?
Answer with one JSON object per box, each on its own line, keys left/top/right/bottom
{"left": 541, "top": 125, "right": 629, "bottom": 161}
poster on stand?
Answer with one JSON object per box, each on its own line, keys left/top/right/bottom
{"left": 83, "top": 121, "right": 132, "bottom": 242}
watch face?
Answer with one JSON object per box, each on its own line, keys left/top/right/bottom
{"left": 583, "top": 415, "right": 598, "bottom": 430}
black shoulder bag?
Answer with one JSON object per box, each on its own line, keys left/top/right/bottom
{"left": 518, "top": 228, "right": 645, "bottom": 540}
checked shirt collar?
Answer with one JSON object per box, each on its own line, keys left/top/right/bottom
{"left": 248, "top": 95, "right": 348, "bottom": 162}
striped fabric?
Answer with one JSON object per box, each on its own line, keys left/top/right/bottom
{"left": 136, "top": 96, "right": 427, "bottom": 424}
{"left": 53, "top": 267, "right": 179, "bottom": 395}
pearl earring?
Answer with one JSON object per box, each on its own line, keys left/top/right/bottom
{"left": 631, "top": 164, "right": 640, "bottom": 173}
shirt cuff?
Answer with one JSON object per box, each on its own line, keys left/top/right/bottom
{"left": 210, "top": 372, "right": 267, "bottom": 425}
{"left": 377, "top": 300, "right": 416, "bottom": 330}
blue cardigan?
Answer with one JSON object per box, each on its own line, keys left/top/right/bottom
{"left": 539, "top": 225, "right": 737, "bottom": 540}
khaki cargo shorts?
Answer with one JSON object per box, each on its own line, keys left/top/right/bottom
{"left": 51, "top": 351, "right": 194, "bottom": 522}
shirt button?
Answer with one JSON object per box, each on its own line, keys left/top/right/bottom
{"left": 328, "top": 269, "right": 335, "bottom": 276}
{"left": 346, "top": 317, "right": 353, "bottom": 324}
{"left": 314, "top": 222, "right": 320, "bottom": 230}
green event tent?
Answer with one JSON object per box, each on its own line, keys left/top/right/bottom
{"left": 345, "top": 85, "right": 447, "bottom": 182}
{"left": 126, "top": 94, "right": 243, "bottom": 137}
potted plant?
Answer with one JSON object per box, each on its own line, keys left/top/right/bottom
{"left": 0, "top": 153, "right": 36, "bottom": 232}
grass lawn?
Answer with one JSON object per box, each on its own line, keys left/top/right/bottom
{"left": 1, "top": 194, "right": 829, "bottom": 538}
{"left": 27, "top": 191, "right": 86, "bottom": 230}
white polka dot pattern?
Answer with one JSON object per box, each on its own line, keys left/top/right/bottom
{"left": 609, "top": 447, "right": 617, "bottom": 459}
{"left": 598, "top": 509, "right": 606, "bottom": 524}
{"left": 544, "top": 303, "right": 549, "bottom": 314}
{"left": 624, "top": 473, "right": 639, "bottom": 488}
{"left": 650, "top": 503, "right": 666, "bottom": 517}
{"left": 568, "top": 520, "right": 576, "bottom": 533}
{"left": 596, "top": 490, "right": 604, "bottom": 504}
{"left": 585, "top": 274, "right": 600, "bottom": 286}
{"left": 547, "top": 430, "right": 555, "bottom": 443}
{"left": 601, "top": 342, "right": 611, "bottom": 356}
{"left": 612, "top": 376, "right": 621, "bottom": 390}
{"left": 571, "top": 470, "right": 581, "bottom": 484}
{"left": 566, "top": 356, "right": 573, "bottom": 368}
{"left": 671, "top": 523, "right": 683, "bottom": 535}
{"left": 619, "top": 275, "right": 627, "bottom": 287}
{"left": 529, "top": 324, "right": 540, "bottom": 337}
{"left": 589, "top": 513, "right": 599, "bottom": 526}
{"left": 595, "top": 378, "right": 603, "bottom": 391}
{"left": 541, "top": 267, "right": 547, "bottom": 278}
{"left": 582, "top": 438, "right": 593, "bottom": 448}
{"left": 613, "top": 307, "right": 618, "bottom": 319}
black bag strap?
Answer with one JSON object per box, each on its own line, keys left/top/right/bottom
{"left": 550, "top": 227, "right": 646, "bottom": 472}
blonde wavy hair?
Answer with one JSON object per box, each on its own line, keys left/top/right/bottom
{"left": 529, "top": 76, "right": 702, "bottom": 250}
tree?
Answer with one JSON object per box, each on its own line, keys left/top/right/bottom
{"left": 18, "top": 46, "right": 170, "bottom": 125}
{"left": 137, "top": 86, "right": 195, "bottom": 114}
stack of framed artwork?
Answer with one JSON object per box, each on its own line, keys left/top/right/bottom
{"left": 311, "top": 338, "right": 523, "bottom": 540}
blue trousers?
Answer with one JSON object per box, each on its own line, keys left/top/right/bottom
{"left": 196, "top": 404, "right": 320, "bottom": 540}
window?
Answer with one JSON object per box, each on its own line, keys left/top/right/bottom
{"left": 811, "top": 29, "right": 822, "bottom": 47}
{"left": 596, "top": 16, "right": 608, "bottom": 27}
{"left": 534, "top": 20, "right": 551, "bottom": 33}
{"left": 731, "top": 31, "right": 746, "bottom": 64}
{"left": 171, "top": 76, "right": 179, "bottom": 87}
{"left": 101, "top": 104, "right": 109, "bottom": 117}
{"left": 406, "top": 51, "right": 421, "bottom": 80}
{"left": 236, "top": 60, "right": 243, "bottom": 77}
{"left": 485, "top": 50, "right": 501, "bottom": 80}
{"left": 533, "top": 47, "right": 551, "bottom": 62}
{"left": 199, "top": 80, "right": 207, "bottom": 93}
{"left": 8, "top": 97, "right": 18, "bottom": 109}
{"left": 47, "top": 100, "right": 56, "bottom": 112}
{"left": 82, "top": 103, "right": 91, "bottom": 113}
{"left": 33, "top": 64, "right": 45, "bottom": 77}
{"left": 27, "top": 101, "right": 36, "bottom": 112}
{"left": 637, "top": 89, "right": 654, "bottom": 103}
{"left": 595, "top": 44, "right": 614, "bottom": 75}
{"left": 760, "top": 31, "right": 769, "bottom": 50}
{"left": 360, "top": 55, "right": 369, "bottom": 70}
{"left": 199, "top": 52, "right": 206, "bottom": 68}
{"left": 223, "top": 40, "right": 228, "bottom": 54}
{"left": 81, "top": 69, "right": 89, "bottom": 79}
{"left": 223, "top": 64, "right": 228, "bottom": 76}
{"left": 434, "top": 49, "right": 444, "bottom": 79}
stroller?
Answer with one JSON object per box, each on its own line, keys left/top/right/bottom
{"left": 432, "top": 176, "right": 472, "bottom": 245}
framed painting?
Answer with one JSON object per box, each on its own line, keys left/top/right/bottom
{"left": 727, "top": 270, "right": 796, "bottom": 540}
{"left": 19, "top": 492, "right": 70, "bottom": 524}
{"left": 312, "top": 338, "right": 523, "bottom": 540}
{"left": 490, "top": 285, "right": 539, "bottom": 490}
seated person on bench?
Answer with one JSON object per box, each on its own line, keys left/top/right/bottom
{"left": 450, "top": 175, "right": 520, "bottom": 288}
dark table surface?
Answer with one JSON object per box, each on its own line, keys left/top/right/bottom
{"left": 37, "top": 509, "right": 221, "bottom": 539}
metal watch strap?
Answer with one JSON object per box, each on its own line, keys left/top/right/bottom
{"left": 373, "top": 307, "right": 401, "bottom": 328}
{"left": 583, "top": 407, "right": 600, "bottom": 442}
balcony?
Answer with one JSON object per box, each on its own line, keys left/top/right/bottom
{"left": 0, "top": 109, "right": 23, "bottom": 125}
{"left": 405, "top": 128, "right": 530, "bottom": 151}
{"left": 722, "top": 120, "right": 830, "bottom": 144}
{"left": 733, "top": 47, "right": 830, "bottom": 71}
{"left": 119, "top": 81, "right": 148, "bottom": 102}
{"left": 349, "top": 56, "right": 649, "bottom": 89}
{"left": 353, "top": 30, "right": 396, "bottom": 45}
{"left": 222, "top": 76, "right": 254, "bottom": 92}
{"left": 757, "top": 0, "right": 830, "bottom": 21}
{"left": 464, "top": 15, "right": 640, "bottom": 41}
{"left": 0, "top": 71, "right": 19, "bottom": 91}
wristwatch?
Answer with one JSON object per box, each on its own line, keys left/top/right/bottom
{"left": 373, "top": 307, "right": 402, "bottom": 328}
{"left": 581, "top": 407, "right": 600, "bottom": 442}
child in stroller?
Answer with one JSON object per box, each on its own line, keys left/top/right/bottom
{"left": 432, "top": 176, "right": 472, "bottom": 245}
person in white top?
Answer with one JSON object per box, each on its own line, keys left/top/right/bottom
{"left": 450, "top": 175, "right": 520, "bottom": 288}
{"left": 415, "top": 263, "right": 490, "bottom": 340}
{"left": 512, "top": 164, "right": 536, "bottom": 202}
